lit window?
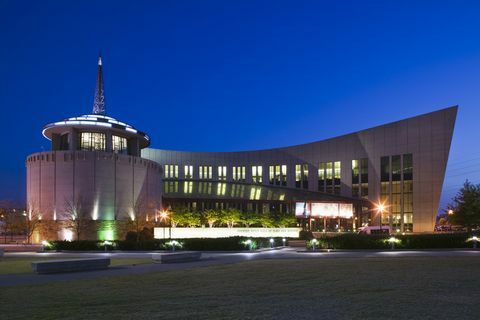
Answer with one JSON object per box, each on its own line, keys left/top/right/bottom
{"left": 218, "top": 166, "right": 227, "bottom": 181}
{"left": 252, "top": 166, "right": 263, "bottom": 183}
{"left": 112, "top": 135, "right": 127, "bottom": 154}
{"left": 232, "top": 166, "right": 246, "bottom": 182}
{"left": 199, "top": 166, "right": 212, "bottom": 180}
{"left": 164, "top": 165, "right": 178, "bottom": 178}
{"left": 184, "top": 165, "right": 193, "bottom": 179}
{"left": 295, "top": 164, "right": 309, "bottom": 189}
{"left": 79, "top": 132, "right": 106, "bottom": 151}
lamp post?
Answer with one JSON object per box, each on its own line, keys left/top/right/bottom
{"left": 269, "top": 238, "right": 274, "bottom": 248}
{"left": 311, "top": 238, "right": 318, "bottom": 251}
{"left": 282, "top": 238, "right": 286, "bottom": 247}
{"left": 376, "top": 202, "right": 386, "bottom": 234}
{"left": 472, "top": 236, "right": 478, "bottom": 249}
{"left": 159, "top": 210, "right": 169, "bottom": 240}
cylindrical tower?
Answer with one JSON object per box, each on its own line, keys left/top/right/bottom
{"left": 25, "top": 57, "right": 162, "bottom": 242}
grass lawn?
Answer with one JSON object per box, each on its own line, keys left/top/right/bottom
{"left": 0, "top": 257, "right": 153, "bottom": 275}
{"left": 2, "top": 257, "right": 480, "bottom": 319}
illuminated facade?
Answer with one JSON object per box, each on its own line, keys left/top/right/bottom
{"left": 25, "top": 56, "right": 457, "bottom": 241}
{"left": 26, "top": 57, "right": 162, "bottom": 241}
{"left": 143, "top": 106, "right": 457, "bottom": 233}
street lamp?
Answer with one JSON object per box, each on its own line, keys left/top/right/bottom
{"left": 282, "top": 238, "right": 286, "bottom": 247}
{"left": 311, "top": 239, "right": 318, "bottom": 251}
{"left": 375, "top": 202, "right": 387, "bottom": 233}
{"left": 269, "top": 238, "right": 274, "bottom": 248}
{"left": 159, "top": 210, "right": 170, "bottom": 239}
{"left": 448, "top": 209, "right": 454, "bottom": 215}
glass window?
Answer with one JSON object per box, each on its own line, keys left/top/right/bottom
{"left": 218, "top": 166, "right": 227, "bottom": 181}
{"left": 318, "top": 162, "right": 325, "bottom": 192}
{"left": 392, "top": 155, "right": 401, "bottom": 181}
{"left": 233, "top": 166, "right": 246, "bottom": 182}
{"left": 184, "top": 165, "right": 193, "bottom": 179}
{"left": 79, "top": 132, "right": 106, "bottom": 151}
{"left": 112, "top": 135, "right": 127, "bottom": 154}
{"left": 199, "top": 166, "right": 212, "bottom": 180}
{"left": 381, "top": 156, "right": 390, "bottom": 182}
{"left": 164, "top": 165, "right": 178, "bottom": 179}
{"left": 403, "top": 154, "right": 413, "bottom": 181}
{"left": 252, "top": 166, "right": 263, "bottom": 183}
{"left": 269, "top": 166, "right": 274, "bottom": 185}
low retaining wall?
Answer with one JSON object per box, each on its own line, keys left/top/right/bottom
{"left": 154, "top": 227, "right": 301, "bottom": 239}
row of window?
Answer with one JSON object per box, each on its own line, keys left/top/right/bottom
{"left": 78, "top": 132, "right": 128, "bottom": 154}
{"left": 163, "top": 162, "right": 342, "bottom": 193}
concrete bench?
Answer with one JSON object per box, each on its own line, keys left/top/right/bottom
{"left": 288, "top": 240, "right": 306, "bottom": 248}
{"left": 152, "top": 252, "right": 202, "bottom": 263}
{"left": 31, "top": 258, "right": 110, "bottom": 274}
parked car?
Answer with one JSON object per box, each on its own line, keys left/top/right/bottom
{"left": 357, "top": 226, "right": 391, "bottom": 235}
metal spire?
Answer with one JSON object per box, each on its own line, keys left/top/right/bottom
{"left": 92, "top": 54, "right": 106, "bottom": 115}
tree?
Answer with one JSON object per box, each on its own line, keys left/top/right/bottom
{"left": 64, "top": 197, "right": 91, "bottom": 241}
{"left": 275, "top": 212, "right": 297, "bottom": 228}
{"left": 240, "top": 211, "right": 260, "bottom": 227}
{"left": 448, "top": 180, "right": 480, "bottom": 231}
{"left": 127, "top": 193, "right": 151, "bottom": 243}
{"left": 170, "top": 206, "right": 201, "bottom": 227}
{"left": 202, "top": 209, "right": 219, "bottom": 228}
{"left": 25, "top": 201, "right": 42, "bottom": 244}
{"left": 219, "top": 208, "right": 241, "bottom": 228}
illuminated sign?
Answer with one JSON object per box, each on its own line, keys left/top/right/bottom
{"left": 297, "top": 202, "right": 353, "bottom": 218}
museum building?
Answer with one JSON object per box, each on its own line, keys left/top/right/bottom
{"left": 25, "top": 57, "right": 457, "bottom": 241}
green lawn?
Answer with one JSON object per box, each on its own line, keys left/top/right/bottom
{"left": 1, "top": 257, "right": 480, "bottom": 319}
{"left": 0, "top": 257, "right": 152, "bottom": 275}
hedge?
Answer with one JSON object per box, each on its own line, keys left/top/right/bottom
{"left": 46, "top": 237, "right": 290, "bottom": 251}
{"left": 45, "top": 233, "right": 476, "bottom": 251}
{"left": 314, "top": 233, "right": 473, "bottom": 249}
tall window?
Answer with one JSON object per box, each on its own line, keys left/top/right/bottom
{"left": 218, "top": 166, "right": 227, "bottom": 181}
{"left": 352, "top": 158, "right": 368, "bottom": 198}
{"left": 326, "top": 162, "right": 333, "bottom": 193}
{"left": 252, "top": 166, "right": 263, "bottom": 184}
{"left": 79, "top": 132, "right": 106, "bottom": 151}
{"left": 380, "top": 154, "right": 413, "bottom": 232}
{"left": 232, "top": 166, "right": 246, "bottom": 182}
{"left": 295, "top": 164, "right": 309, "bottom": 189}
{"left": 184, "top": 165, "right": 193, "bottom": 179}
{"left": 380, "top": 156, "right": 390, "bottom": 225}
{"left": 164, "top": 164, "right": 178, "bottom": 178}
{"left": 268, "top": 165, "right": 286, "bottom": 185}
{"left": 112, "top": 135, "right": 127, "bottom": 154}
{"left": 334, "top": 161, "right": 341, "bottom": 194}
{"left": 269, "top": 166, "right": 275, "bottom": 184}
{"left": 199, "top": 166, "right": 212, "bottom": 180}
{"left": 403, "top": 154, "right": 413, "bottom": 232}
{"left": 352, "top": 160, "right": 360, "bottom": 197}
{"left": 318, "top": 162, "right": 326, "bottom": 192}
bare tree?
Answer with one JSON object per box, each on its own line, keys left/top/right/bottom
{"left": 127, "top": 193, "right": 149, "bottom": 243}
{"left": 25, "top": 201, "right": 42, "bottom": 244}
{"left": 64, "top": 196, "right": 91, "bottom": 241}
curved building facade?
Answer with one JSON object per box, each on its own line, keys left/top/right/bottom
{"left": 143, "top": 106, "right": 457, "bottom": 233}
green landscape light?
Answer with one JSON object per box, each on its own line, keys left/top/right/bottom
{"left": 386, "top": 236, "right": 400, "bottom": 250}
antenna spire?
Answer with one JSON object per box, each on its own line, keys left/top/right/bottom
{"left": 92, "top": 54, "right": 106, "bottom": 115}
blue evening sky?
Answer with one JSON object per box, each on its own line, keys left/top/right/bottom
{"left": 1, "top": 0, "right": 480, "bottom": 211}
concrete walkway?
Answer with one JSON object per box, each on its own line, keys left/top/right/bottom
{"left": 1, "top": 248, "right": 480, "bottom": 287}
